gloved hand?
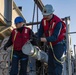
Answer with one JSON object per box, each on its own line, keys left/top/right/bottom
{"left": 4, "top": 45, "right": 7, "bottom": 51}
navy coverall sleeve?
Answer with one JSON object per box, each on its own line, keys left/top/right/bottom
{"left": 4, "top": 33, "right": 13, "bottom": 48}
{"left": 30, "top": 30, "right": 37, "bottom": 45}
{"left": 37, "top": 22, "right": 44, "bottom": 38}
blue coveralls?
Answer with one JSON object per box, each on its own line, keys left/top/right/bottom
{"left": 10, "top": 50, "right": 28, "bottom": 75}
{"left": 4, "top": 27, "right": 36, "bottom": 75}
{"left": 37, "top": 21, "right": 66, "bottom": 75}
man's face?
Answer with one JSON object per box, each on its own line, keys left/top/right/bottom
{"left": 15, "top": 22, "right": 23, "bottom": 28}
{"left": 43, "top": 14, "right": 53, "bottom": 21}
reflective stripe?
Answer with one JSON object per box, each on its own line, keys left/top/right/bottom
{"left": 21, "top": 58, "right": 27, "bottom": 60}
{"left": 13, "top": 55, "right": 18, "bottom": 58}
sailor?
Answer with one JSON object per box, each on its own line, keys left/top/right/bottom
{"left": 37, "top": 4, "right": 66, "bottom": 75}
{"left": 4, "top": 16, "right": 36, "bottom": 75}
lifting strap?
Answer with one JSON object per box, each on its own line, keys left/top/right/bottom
{"left": 49, "top": 42, "right": 64, "bottom": 64}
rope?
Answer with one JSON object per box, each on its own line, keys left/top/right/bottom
{"left": 49, "top": 42, "right": 66, "bottom": 64}
{"left": 32, "top": 2, "right": 36, "bottom": 30}
{"left": 49, "top": 27, "right": 66, "bottom": 64}
{"left": 36, "top": 0, "right": 38, "bottom": 32}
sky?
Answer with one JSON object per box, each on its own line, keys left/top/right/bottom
{"left": 14, "top": 0, "right": 76, "bottom": 52}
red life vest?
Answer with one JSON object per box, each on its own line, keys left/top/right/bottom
{"left": 12, "top": 27, "right": 30, "bottom": 51}
{"left": 42, "top": 15, "right": 66, "bottom": 45}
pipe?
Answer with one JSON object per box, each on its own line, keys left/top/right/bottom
{"left": 22, "top": 41, "right": 48, "bottom": 63}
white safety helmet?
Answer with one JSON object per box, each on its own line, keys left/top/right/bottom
{"left": 42, "top": 4, "right": 54, "bottom": 15}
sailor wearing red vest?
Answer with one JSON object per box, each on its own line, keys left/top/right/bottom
{"left": 4, "top": 16, "right": 36, "bottom": 75}
{"left": 37, "top": 4, "right": 66, "bottom": 75}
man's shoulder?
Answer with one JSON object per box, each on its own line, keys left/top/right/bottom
{"left": 24, "top": 26, "right": 31, "bottom": 30}
{"left": 23, "top": 27, "right": 32, "bottom": 32}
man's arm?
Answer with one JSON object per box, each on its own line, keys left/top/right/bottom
{"left": 4, "top": 33, "right": 13, "bottom": 50}
{"left": 37, "top": 21, "right": 44, "bottom": 38}
{"left": 29, "top": 30, "right": 37, "bottom": 45}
